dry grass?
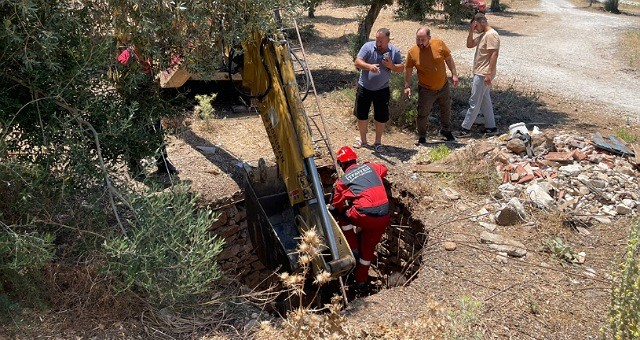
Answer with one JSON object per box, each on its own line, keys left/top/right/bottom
{"left": 619, "top": 30, "right": 640, "bottom": 72}
{"left": 448, "top": 145, "right": 501, "bottom": 196}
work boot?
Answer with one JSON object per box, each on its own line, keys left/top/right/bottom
{"left": 157, "top": 158, "right": 179, "bottom": 175}
{"left": 439, "top": 130, "right": 456, "bottom": 141}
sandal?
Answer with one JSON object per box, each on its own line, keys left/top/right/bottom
{"left": 373, "top": 143, "right": 384, "bottom": 153}
{"left": 353, "top": 140, "right": 367, "bottom": 149}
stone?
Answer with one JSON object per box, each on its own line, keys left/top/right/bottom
{"left": 442, "top": 187, "right": 460, "bottom": 200}
{"left": 495, "top": 198, "right": 526, "bottom": 226}
{"left": 578, "top": 185, "right": 590, "bottom": 196}
{"left": 577, "top": 252, "right": 586, "bottom": 264}
{"left": 526, "top": 184, "right": 555, "bottom": 210}
{"left": 602, "top": 205, "right": 617, "bottom": 216}
{"left": 444, "top": 241, "right": 457, "bottom": 251}
{"left": 496, "top": 252, "right": 509, "bottom": 264}
{"left": 211, "top": 210, "right": 229, "bottom": 229}
{"left": 507, "top": 138, "right": 527, "bottom": 154}
{"left": 589, "top": 179, "right": 607, "bottom": 189}
{"left": 559, "top": 164, "right": 583, "bottom": 176}
{"left": 616, "top": 204, "right": 632, "bottom": 215}
{"left": 244, "top": 319, "right": 260, "bottom": 332}
{"left": 592, "top": 216, "right": 612, "bottom": 224}
{"left": 480, "top": 231, "right": 527, "bottom": 257}
{"left": 622, "top": 199, "right": 637, "bottom": 209}
{"left": 479, "top": 222, "right": 498, "bottom": 231}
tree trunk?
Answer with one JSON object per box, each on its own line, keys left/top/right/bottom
{"left": 308, "top": 0, "right": 318, "bottom": 18}
{"left": 357, "top": 0, "right": 390, "bottom": 44}
{"left": 490, "top": 0, "right": 502, "bottom": 12}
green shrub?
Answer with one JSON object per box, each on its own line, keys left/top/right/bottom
{"left": 103, "top": 186, "right": 224, "bottom": 309}
{"left": 606, "top": 221, "right": 640, "bottom": 338}
{"left": 195, "top": 94, "right": 217, "bottom": 120}
{"left": 428, "top": 144, "right": 451, "bottom": 162}
{"left": 615, "top": 128, "right": 638, "bottom": 143}
{"left": 389, "top": 73, "right": 419, "bottom": 128}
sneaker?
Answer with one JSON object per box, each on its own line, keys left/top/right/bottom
{"left": 455, "top": 128, "right": 472, "bottom": 138}
{"left": 484, "top": 127, "right": 498, "bottom": 135}
{"left": 439, "top": 130, "right": 456, "bottom": 141}
{"left": 415, "top": 137, "right": 426, "bottom": 146}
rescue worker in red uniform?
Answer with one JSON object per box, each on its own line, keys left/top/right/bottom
{"left": 330, "top": 146, "right": 390, "bottom": 285}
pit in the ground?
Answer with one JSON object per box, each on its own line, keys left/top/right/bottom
{"left": 209, "top": 184, "right": 427, "bottom": 303}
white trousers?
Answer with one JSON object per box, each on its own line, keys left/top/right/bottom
{"left": 461, "top": 74, "right": 495, "bottom": 130}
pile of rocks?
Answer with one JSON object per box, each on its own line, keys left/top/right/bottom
{"left": 490, "top": 129, "right": 639, "bottom": 225}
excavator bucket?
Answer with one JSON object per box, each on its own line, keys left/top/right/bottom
{"left": 244, "top": 165, "right": 300, "bottom": 273}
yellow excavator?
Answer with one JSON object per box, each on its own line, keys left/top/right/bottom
{"left": 240, "top": 23, "right": 356, "bottom": 287}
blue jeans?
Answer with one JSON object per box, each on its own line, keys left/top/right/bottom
{"left": 461, "top": 74, "right": 495, "bottom": 130}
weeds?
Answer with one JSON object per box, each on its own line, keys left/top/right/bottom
{"left": 194, "top": 93, "right": 217, "bottom": 120}
{"left": 543, "top": 237, "right": 584, "bottom": 264}
{"left": 455, "top": 158, "right": 500, "bottom": 196}
{"left": 389, "top": 73, "right": 419, "bottom": 128}
{"left": 428, "top": 144, "right": 452, "bottom": 162}
{"left": 615, "top": 128, "right": 638, "bottom": 143}
{"left": 620, "top": 30, "right": 640, "bottom": 71}
{"left": 258, "top": 229, "right": 350, "bottom": 339}
{"left": 446, "top": 296, "right": 484, "bottom": 339}
{"left": 605, "top": 221, "right": 640, "bottom": 338}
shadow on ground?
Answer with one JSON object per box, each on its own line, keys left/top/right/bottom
{"left": 311, "top": 68, "right": 357, "bottom": 94}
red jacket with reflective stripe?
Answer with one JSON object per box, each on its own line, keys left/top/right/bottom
{"left": 332, "top": 162, "right": 388, "bottom": 217}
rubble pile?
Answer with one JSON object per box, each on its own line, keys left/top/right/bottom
{"left": 489, "top": 129, "right": 639, "bottom": 225}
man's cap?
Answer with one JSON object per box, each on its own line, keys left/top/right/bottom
{"left": 473, "top": 13, "right": 487, "bottom": 22}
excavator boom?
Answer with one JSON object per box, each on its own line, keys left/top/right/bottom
{"left": 242, "top": 30, "right": 354, "bottom": 278}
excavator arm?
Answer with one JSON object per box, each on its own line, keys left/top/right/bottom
{"left": 242, "top": 31, "right": 355, "bottom": 278}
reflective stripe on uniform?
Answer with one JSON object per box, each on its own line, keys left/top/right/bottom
{"left": 359, "top": 258, "right": 371, "bottom": 266}
{"left": 341, "top": 224, "right": 354, "bottom": 231}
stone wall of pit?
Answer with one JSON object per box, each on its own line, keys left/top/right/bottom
{"left": 375, "top": 189, "right": 427, "bottom": 287}
{"left": 208, "top": 194, "right": 273, "bottom": 288}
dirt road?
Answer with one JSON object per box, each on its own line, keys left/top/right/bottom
{"left": 467, "top": 0, "right": 640, "bottom": 119}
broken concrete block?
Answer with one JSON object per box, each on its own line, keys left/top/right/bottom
{"left": 495, "top": 198, "right": 526, "bottom": 226}
{"left": 480, "top": 231, "right": 527, "bottom": 257}
{"left": 526, "top": 184, "right": 555, "bottom": 210}
{"left": 559, "top": 164, "right": 583, "bottom": 176}
{"left": 622, "top": 199, "right": 637, "bottom": 209}
{"left": 507, "top": 138, "right": 527, "bottom": 154}
{"left": 616, "top": 204, "right": 632, "bottom": 215}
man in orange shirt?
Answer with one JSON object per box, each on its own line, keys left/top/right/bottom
{"left": 404, "top": 27, "right": 459, "bottom": 144}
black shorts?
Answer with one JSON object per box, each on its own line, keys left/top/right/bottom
{"left": 353, "top": 85, "right": 390, "bottom": 123}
